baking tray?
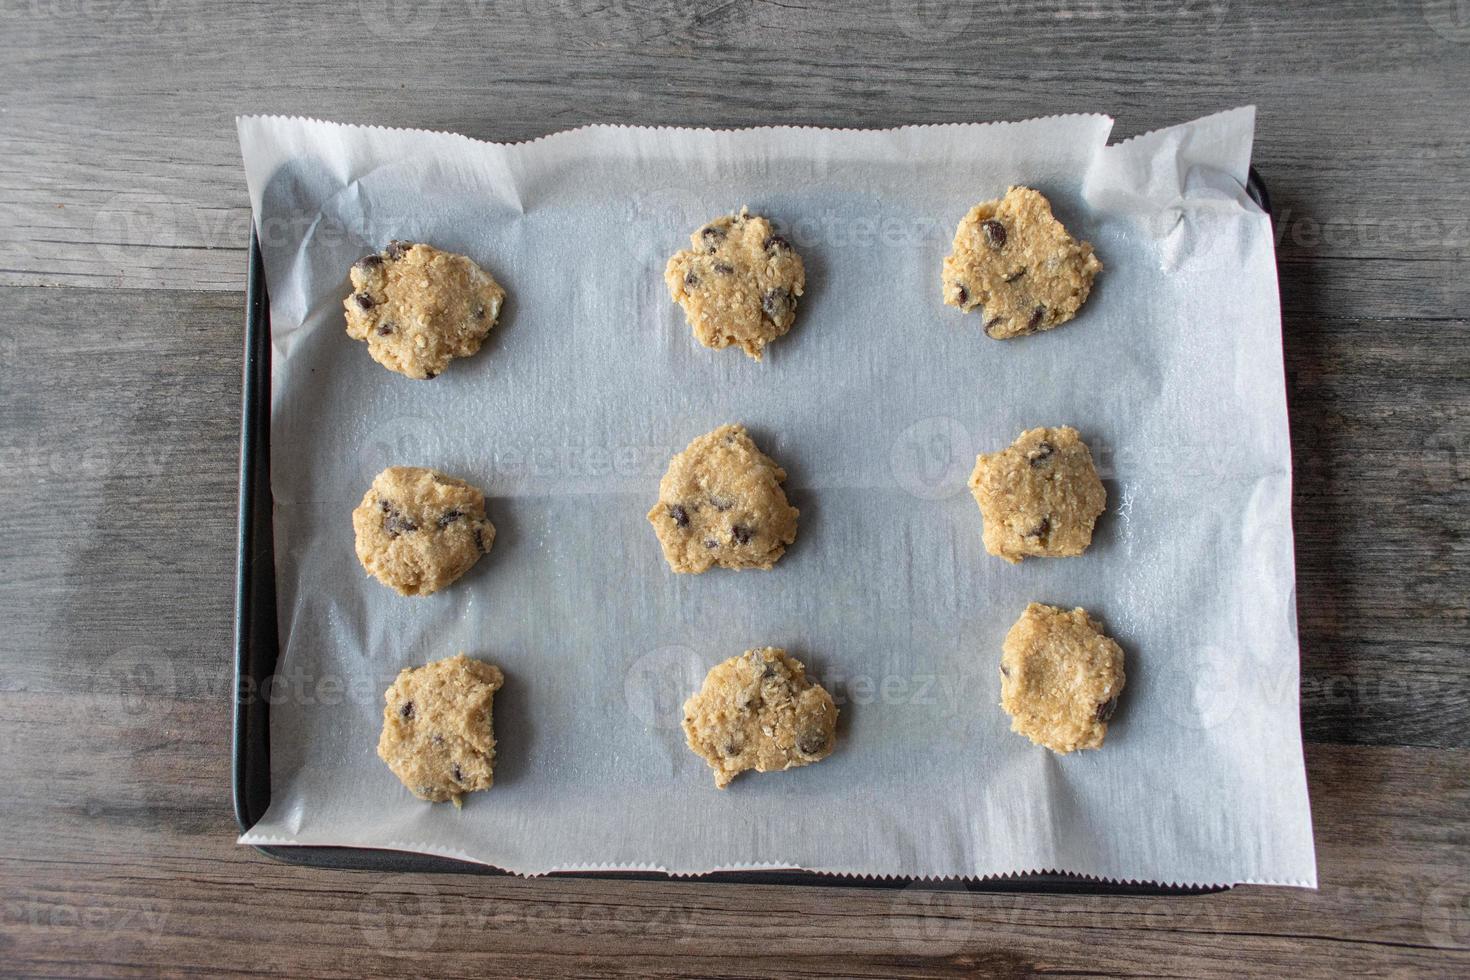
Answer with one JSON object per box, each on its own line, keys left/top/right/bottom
{"left": 232, "top": 168, "right": 1272, "bottom": 892}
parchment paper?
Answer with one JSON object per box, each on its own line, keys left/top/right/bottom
{"left": 236, "top": 108, "right": 1316, "bottom": 887}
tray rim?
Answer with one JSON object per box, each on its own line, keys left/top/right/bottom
{"left": 231, "top": 168, "right": 1272, "bottom": 893}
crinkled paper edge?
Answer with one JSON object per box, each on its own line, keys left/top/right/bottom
{"left": 240, "top": 829, "right": 1313, "bottom": 889}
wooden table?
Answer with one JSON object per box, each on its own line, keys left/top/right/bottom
{"left": 2, "top": 1, "right": 1466, "bottom": 975}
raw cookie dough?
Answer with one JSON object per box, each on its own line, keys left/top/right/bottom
{"left": 1000, "top": 603, "right": 1125, "bottom": 754}
{"left": 664, "top": 207, "right": 806, "bottom": 360}
{"left": 968, "top": 426, "right": 1106, "bottom": 564}
{"left": 377, "top": 653, "right": 505, "bottom": 804}
{"left": 647, "top": 423, "right": 799, "bottom": 574}
{"left": 353, "top": 466, "right": 496, "bottom": 596}
{"left": 941, "top": 186, "right": 1101, "bottom": 339}
{"left": 682, "top": 647, "right": 838, "bottom": 788}
{"left": 345, "top": 240, "right": 506, "bottom": 379}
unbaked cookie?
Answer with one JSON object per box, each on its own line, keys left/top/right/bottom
{"left": 664, "top": 208, "right": 805, "bottom": 360}
{"left": 353, "top": 466, "right": 496, "bottom": 596}
{"left": 345, "top": 240, "right": 506, "bottom": 379}
{"left": 647, "top": 423, "right": 799, "bottom": 574}
{"left": 968, "top": 426, "right": 1106, "bottom": 564}
{"left": 941, "top": 186, "right": 1101, "bottom": 339}
{"left": 1000, "top": 603, "right": 1125, "bottom": 754}
{"left": 682, "top": 647, "right": 838, "bottom": 788}
{"left": 377, "top": 653, "right": 505, "bottom": 804}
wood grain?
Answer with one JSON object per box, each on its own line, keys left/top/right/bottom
{"left": 1, "top": 0, "right": 1468, "bottom": 974}
{"left": 2, "top": 0, "right": 1469, "bottom": 307}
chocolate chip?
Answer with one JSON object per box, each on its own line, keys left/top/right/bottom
{"left": 721, "top": 739, "right": 743, "bottom": 757}
{"left": 1028, "top": 442, "right": 1055, "bottom": 466}
{"left": 700, "top": 226, "right": 726, "bottom": 250}
{"left": 763, "top": 234, "right": 790, "bottom": 253}
{"left": 399, "top": 701, "right": 414, "bottom": 719}
{"left": 473, "top": 527, "right": 488, "bottom": 553}
{"left": 385, "top": 240, "right": 410, "bottom": 259}
{"left": 1003, "top": 268, "right": 1027, "bottom": 283}
{"left": 797, "top": 730, "right": 828, "bottom": 756}
{"left": 953, "top": 283, "right": 969, "bottom": 306}
{"left": 731, "top": 524, "right": 753, "bottom": 545}
{"left": 353, "top": 292, "right": 375, "bottom": 310}
{"left": 377, "top": 321, "right": 395, "bottom": 336}
{"left": 983, "top": 315, "right": 1006, "bottom": 337}
{"left": 354, "top": 254, "right": 384, "bottom": 271}
{"left": 981, "top": 219, "right": 1007, "bottom": 249}
{"left": 1024, "top": 516, "right": 1051, "bottom": 539}
{"left": 708, "top": 496, "right": 733, "bottom": 512}
{"left": 763, "top": 663, "right": 778, "bottom": 678}
{"left": 703, "top": 538, "right": 718, "bottom": 549}
{"left": 473, "top": 305, "right": 486, "bottom": 320}
{"left": 1027, "top": 305, "right": 1047, "bottom": 331}
{"left": 380, "top": 500, "right": 392, "bottom": 514}
{"left": 684, "top": 270, "right": 700, "bottom": 288}
{"left": 1097, "top": 697, "right": 1118, "bottom": 723}
{"left": 383, "top": 510, "right": 419, "bottom": 536}
{"left": 437, "top": 510, "right": 464, "bottom": 529}
{"left": 451, "top": 765, "right": 463, "bottom": 783}
{"left": 669, "top": 504, "right": 689, "bottom": 528}
{"left": 713, "top": 262, "right": 734, "bottom": 275}
{"left": 761, "top": 287, "right": 794, "bottom": 322}
{"left": 431, "top": 733, "right": 444, "bottom": 745}
{"left": 423, "top": 370, "right": 439, "bottom": 380}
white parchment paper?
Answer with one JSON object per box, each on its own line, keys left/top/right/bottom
{"left": 236, "top": 108, "right": 1316, "bottom": 886}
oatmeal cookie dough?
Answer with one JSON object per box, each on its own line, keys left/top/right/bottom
{"left": 647, "top": 423, "right": 799, "bottom": 574}
{"left": 345, "top": 240, "right": 506, "bottom": 379}
{"left": 353, "top": 466, "right": 496, "bottom": 596}
{"left": 1000, "top": 603, "right": 1125, "bottom": 754}
{"left": 968, "top": 426, "right": 1106, "bottom": 564}
{"left": 664, "top": 207, "right": 805, "bottom": 360}
{"left": 941, "top": 186, "right": 1101, "bottom": 339}
{"left": 377, "top": 653, "right": 505, "bottom": 804}
{"left": 682, "top": 647, "right": 838, "bottom": 788}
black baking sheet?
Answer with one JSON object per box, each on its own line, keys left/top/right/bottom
{"left": 231, "top": 168, "right": 1272, "bottom": 892}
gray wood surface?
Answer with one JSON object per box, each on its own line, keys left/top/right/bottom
{"left": 1, "top": 0, "right": 1467, "bottom": 975}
